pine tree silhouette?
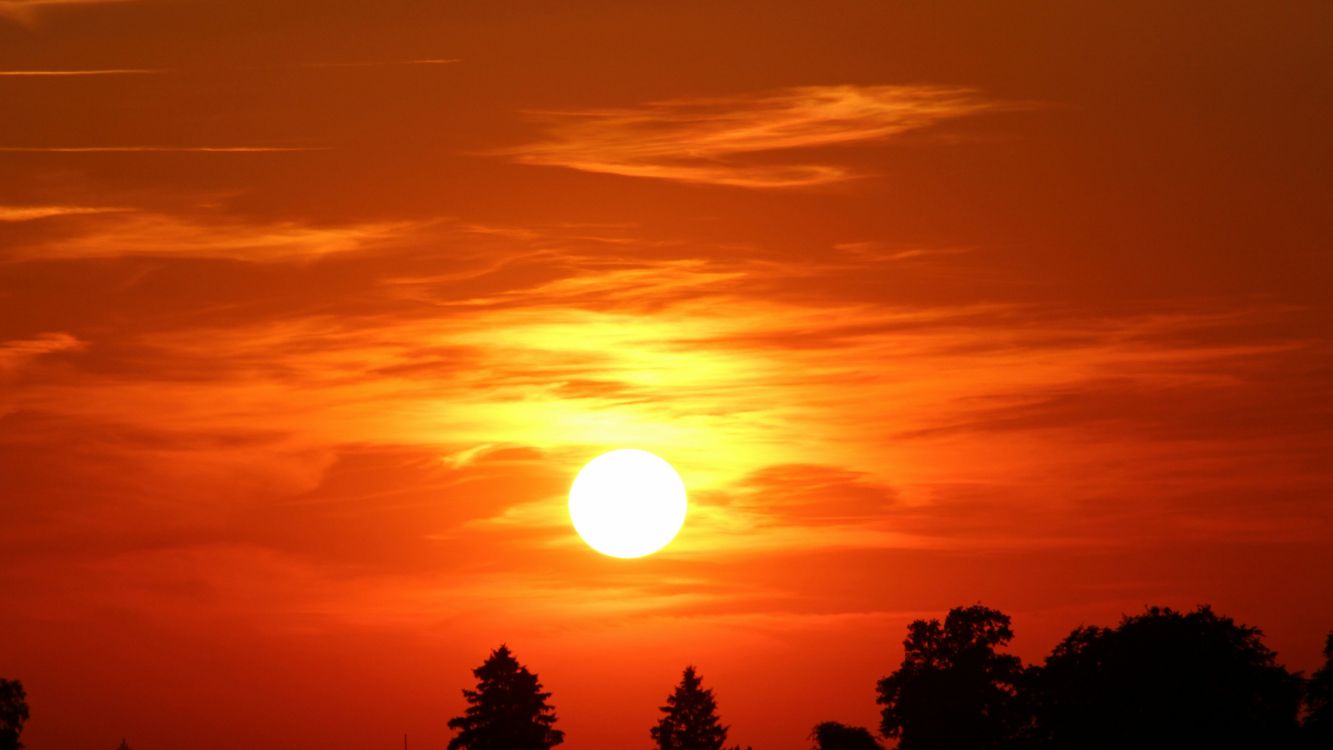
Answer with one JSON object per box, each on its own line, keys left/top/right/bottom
{"left": 446, "top": 645, "right": 564, "bottom": 750}
{"left": 651, "top": 666, "right": 729, "bottom": 750}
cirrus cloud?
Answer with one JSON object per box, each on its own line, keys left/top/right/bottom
{"left": 497, "top": 84, "right": 1000, "bottom": 188}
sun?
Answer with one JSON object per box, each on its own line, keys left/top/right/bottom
{"left": 568, "top": 449, "right": 688, "bottom": 558}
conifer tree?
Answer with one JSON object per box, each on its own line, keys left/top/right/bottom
{"left": 447, "top": 645, "right": 564, "bottom": 750}
{"left": 651, "top": 666, "right": 728, "bottom": 750}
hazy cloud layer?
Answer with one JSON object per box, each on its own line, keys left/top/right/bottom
{"left": 2, "top": 5, "right": 1331, "bottom": 747}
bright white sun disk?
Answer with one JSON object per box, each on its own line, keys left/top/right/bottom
{"left": 568, "top": 449, "right": 687, "bottom": 558}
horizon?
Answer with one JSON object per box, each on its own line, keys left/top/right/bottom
{"left": 2, "top": 1, "right": 1331, "bottom": 748}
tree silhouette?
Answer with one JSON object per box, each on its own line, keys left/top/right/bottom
{"left": 1027, "top": 605, "right": 1302, "bottom": 750}
{"left": 446, "top": 644, "right": 564, "bottom": 750}
{"left": 0, "top": 679, "right": 27, "bottom": 750}
{"left": 811, "top": 721, "right": 882, "bottom": 750}
{"left": 651, "top": 666, "right": 729, "bottom": 750}
{"left": 116, "top": 740, "right": 132, "bottom": 750}
{"left": 1304, "top": 630, "right": 1333, "bottom": 748}
{"left": 876, "top": 604, "right": 1025, "bottom": 750}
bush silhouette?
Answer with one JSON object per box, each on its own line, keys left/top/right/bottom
{"left": 0, "top": 679, "right": 27, "bottom": 750}
{"left": 1026, "top": 606, "right": 1302, "bottom": 750}
{"left": 652, "top": 666, "right": 729, "bottom": 750}
{"left": 446, "top": 645, "right": 564, "bottom": 750}
{"left": 810, "top": 721, "right": 882, "bottom": 750}
{"left": 876, "top": 604, "right": 1025, "bottom": 750}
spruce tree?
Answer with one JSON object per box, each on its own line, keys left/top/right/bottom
{"left": 447, "top": 645, "right": 564, "bottom": 750}
{"left": 651, "top": 666, "right": 728, "bottom": 750}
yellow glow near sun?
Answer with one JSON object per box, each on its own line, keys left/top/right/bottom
{"left": 569, "top": 449, "right": 688, "bottom": 558}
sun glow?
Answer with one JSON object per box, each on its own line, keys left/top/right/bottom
{"left": 568, "top": 449, "right": 688, "bottom": 558}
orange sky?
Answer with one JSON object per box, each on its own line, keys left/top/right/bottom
{"left": 2, "top": 2, "right": 1332, "bottom": 748}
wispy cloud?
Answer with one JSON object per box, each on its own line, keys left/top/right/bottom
{"left": 0, "top": 145, "right": 323, "bottom": 153}
{"left": 0, "top": 332, "right": 83, "bottom": 373}
{"left": 0, "top": 68, "right": 162, "bottom": 76}
{"left": 497, "top": 84, "right": 998, "bottom": 188}
{"left": 298, "top": 58, "right": 460, "bottom": 68}
{"left": 0, "top": 0, "right": 131, "bottom": 24}
{"left": 0, "top": 204, "right": 126, "bottom": 221}
{"left": 1, "top": 211, "right": 422, "bottom": 261}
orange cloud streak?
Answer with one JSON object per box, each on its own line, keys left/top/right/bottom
{"left": 498, "top": 85, "right": 1000, "bottom": 187}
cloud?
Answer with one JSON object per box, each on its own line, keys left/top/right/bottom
{"left": 496, "top": 84, "right": 998, "bottom": 188}
{"left": 2, "top": 215, "right": 1328, "bottom": 619}
{"left": 0, "top": 68, "right": 161, "bottom": 76}
{"left": 298, "top": 59, "right": 460, "bottom": 68}
{"left": 0, "top": 204, "right": 126, "bottom": 221}
{"left": 0, "top": 0, "right": 132, "bottom": 24}
{"left": 0, "top": 332, "right": 83, "bottom": 372}
{"left": 0, "top": 211, "right": 423, "bottom": 261}
{"left": 0, "top": 146, "right": 323, "bottom": 152}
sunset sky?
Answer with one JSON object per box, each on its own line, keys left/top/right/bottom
{"left": 2, "top": 1, "right": 1332, "bottom": 748}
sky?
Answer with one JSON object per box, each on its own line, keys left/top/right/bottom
{"left": 1, "top": 1, "right": 1331, "bottom": 748}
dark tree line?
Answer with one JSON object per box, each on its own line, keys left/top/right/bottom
{"left": 446, "top": 608, "right": 1333, "bottom": 750}
{"left": 877, "top": 604, "right": 1330, "bottom": 750}
{"left": 4, "top": 605, "right": 1331, "bottom": 749}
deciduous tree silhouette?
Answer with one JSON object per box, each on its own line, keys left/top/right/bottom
{"left": 446, "top": 645, "right": 564, "bottom": 750}
{"left": 0, "top": 679, "right": 27, "bottom": 750}
{"left": 1026, "top": 605, "right": 1302, "bottom": 750}
{"left": 1303, "top": 630, "right": 1333, "bottom": 748}
{"left": 875, "top": 604, "right": 1025, "bottom": 750}
{"left": 811, "top": 721, "right": 882, "bottom": 750}
{"left": 651, "top": 666, "right": 728, "bottom": 750}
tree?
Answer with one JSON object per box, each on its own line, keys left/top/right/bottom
{"left": 811, "top": 721, "right": 882, "bottom": 750}
{"left": 446, "top": 644, "right": 564, "bottom": 750}
{"left": 875, "top": 604, "right": 1025, "bottom": 750}
{"left": 651, "top": 666, "right": 728, "bottom": 750}
{"left": 1027, "top": 606, "right": 1302, "bottom": 750}
{"left": 0, "top": 679, "right": 27, "bottom": 750}
{"left": 116, "top": 741, "right": 132, "bottom": 750}
{"left": 1303, "top": 630, "right": 1333, "bottom": 748}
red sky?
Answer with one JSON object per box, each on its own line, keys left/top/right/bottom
{"left": 2, "top": 1, "right": 1331, "bottom": 748}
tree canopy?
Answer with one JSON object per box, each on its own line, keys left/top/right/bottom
{"left": 1301, "top": 631, "right": 1333, "bottom": 747}
{"left": 446, "top": 645, "right": 564, "bottom": 750}
{"left": 876, "top": 604, "right": 1025, "bottom": 750}
{"left": 810, "top": 721, "right": 882, "bottom": 750}
{"left": 651, "top": 666, "right": 729, "bottom": 750}
{"left": 0, "top": 679, "right": 27, "bottom": 750}
{"left": 1026, "top": 605, "right": 1302, "bottom": 750}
